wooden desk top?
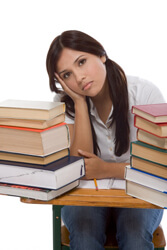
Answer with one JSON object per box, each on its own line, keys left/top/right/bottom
{"left": 20, "top": 188, "right": 161, "bottom": 209}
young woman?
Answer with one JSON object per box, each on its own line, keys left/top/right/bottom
{"left": 46, "top": 30, "right": 165, "bottom": 250}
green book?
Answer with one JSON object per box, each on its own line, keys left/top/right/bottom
{"left": 130, "top": 141, "right": 167, "bottom": 166}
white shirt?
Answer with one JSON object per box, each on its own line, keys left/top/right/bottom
{"left": 54, "top": 76, "right": 166, "bottom": 163}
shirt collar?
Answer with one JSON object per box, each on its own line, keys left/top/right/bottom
{"left": 88, "top": 98, "right": 113, "bottom": 125}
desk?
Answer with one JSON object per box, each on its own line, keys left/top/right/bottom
{"left": 21, "top": 188, "right": 160, "bottom": 208}
{"left": 21, "top": 188, "right": 161, "bottom": 250}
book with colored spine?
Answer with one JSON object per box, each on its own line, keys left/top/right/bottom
{"left": 0, "top": 181, "right": 79, "bottom": 201}
{"left": 132, "top": 103, "right": 167, "bottom": 123}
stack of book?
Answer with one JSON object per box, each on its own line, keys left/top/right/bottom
{"left": 0, "top": 99, "right": 85, "bottom": 200}
{"left": 125, "top": 103, "right": 167, "bottom": 208}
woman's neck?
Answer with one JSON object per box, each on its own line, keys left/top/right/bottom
{"left": 91, "top": 81, "right": 112, "bottom": 124}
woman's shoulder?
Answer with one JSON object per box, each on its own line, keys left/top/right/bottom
{"left": 127, "top": 75, "right": 165, "bottom": 106}
{"left": 127, "top": 75, "right": 156, "bottom": 90}
{"left": 53, "top": 93, "right": 62, "bottom": 102}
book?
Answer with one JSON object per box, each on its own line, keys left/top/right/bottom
{"left": 0, "top": 149, "right": 69, "bottom": 165}
{"left": 0, "top": 113, "right": 65, "bottom": 129}
{"left": 0, "top": 123, "right": 70, "bottom": 156}
{"left": 132, "top": 103, "right": 167, "bottom": 123}
{"left": 126, "top": 180, "right": 167, "bottom": 208}
{"left": 78, "top": 179, "right": 125, "bottom": 190}
{"left": 137, "top": 129, "right": 167, "bottom": 149}
{"left": 0, "top": 156, "right": 85, "bottom": 189}
{"left": 0, "top": 99, "right": 65, "bottom": 120}
{"left": 0, "top": 180, "right": 79, "bottom": 201}
{"left": 134, "top": 115, "right": 167, "bottom": 137}
{"left": 131, "top": 141, "right": 167, "bottom": 166}
{"left": 125, "top": 165, "right": 167, "bottom": 192}
{"left": 131, "top": 156, "right": 167, "bottom": 179}
{"left": 0, "top": 158, "right": 73, "bottom": 169}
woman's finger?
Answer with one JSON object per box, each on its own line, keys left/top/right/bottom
{"left": 78, "top": 149, "right": 95, "bottom": 158}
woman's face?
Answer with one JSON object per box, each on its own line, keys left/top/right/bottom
{"left": 56, "top": 48, "right": 107, "bottom": 97}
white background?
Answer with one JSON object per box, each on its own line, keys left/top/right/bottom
{"left": 0, "top": 1, "right": 167, "bottom": 249}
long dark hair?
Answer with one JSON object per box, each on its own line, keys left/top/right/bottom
{"left": 46, "top": 30, "right": 129, "bottom": 156}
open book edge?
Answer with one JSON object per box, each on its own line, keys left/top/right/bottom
{"left": 78, "top": 178, "right": 125, "bottom": 190}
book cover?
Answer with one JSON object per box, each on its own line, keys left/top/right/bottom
{"left": 132, "top": 103, "right": 167, "bottom": 123}
{"left": 0, "top": 148, "right": 69, "bottom": 165}
{"left": 0, "top": 180, "right": 79, "bottom": 201}
{"left": 130, "top": 156, "right": 167, "bottom": 179}
{"left": 126, "top": 180, "right": 167, "bottom": 208}
{"left": 0, "top": 99, "right": 65, "bottom": 120}
{"left": 131, "top": 141, "right": 167, "bottom": 165}
{"left": 125, "top": 165, "right": 167, "bottom": 192}
{"left": 137, "top": 129, "right": 167, "bottom": 149}
{"left": 134, "top": 115, "right": 167, "bottom": 137}
{"left": 0, "top": 123, "right": 70, "bottom": 156}
{"left": 0, "top": 156, "right": 85, "bottom": 189}
{"left": 0, "top": 113, "right": 65, "bottom": 129}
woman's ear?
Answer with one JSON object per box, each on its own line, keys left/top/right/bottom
{"left": 100, "top": 55, "right": 107, "bottom": 63}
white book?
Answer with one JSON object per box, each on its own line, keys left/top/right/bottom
{"left": 0, "top": 99, "right": 65, "bottom": 120}
{"left": 125, "top": 165, "right": 167, "bottom": 192}
{"left": 0, "top": 156, "right": 85, "bottom": 189}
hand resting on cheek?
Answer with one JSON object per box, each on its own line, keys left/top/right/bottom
{"left": 55, "top": 73, "right": 85, "bottom": 103}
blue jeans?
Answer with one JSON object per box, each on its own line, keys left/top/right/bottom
{"left": 61, "top": 206, "right": 163, "bottom": 250}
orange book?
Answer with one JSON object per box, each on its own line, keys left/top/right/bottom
{"left": 0, "top": 123, "right": 70, "bottom": 156}
{"left": 0, "top": 113, "right": 65, "bottom": 129}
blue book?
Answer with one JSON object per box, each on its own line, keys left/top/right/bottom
{"left": 125, "top": 165, "right": 167, "bottom": 192}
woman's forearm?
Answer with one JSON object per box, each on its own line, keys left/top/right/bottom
{"left": 69, "top": 100, "right": 94, "bottom": 156}
{"left": 99, "top": 161, "right": 129, "bottom": 179}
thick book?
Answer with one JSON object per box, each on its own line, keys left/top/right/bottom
{"left": 131, "top": 141, "right": 167, "bottom": 166}
{"left": 137, "top": 129, "right": 167, "bottom": 149}
{"left": 0, "top": 156, "right": 85, "bottom": 189}
{"left": 0, "top": 123, "right": 70, "bottom": 156}
{"left": 132, "top": 103, "right": 167, "bottom": 123}
{"left": 126, "top": 180, "right": 167, "bottom": 208}
{"left": 134, "top": 115, "right": 167, "bottom": 137}
{"left": 0, "top": 180, "right": 79, "bottom": 201}
{"left": 0, "top": 149, "right": 69, "bottom": 165}
{"left": 125, "top": 165, "right": 167, "bottom": 192}
{"left": 0, "top": 113, "right": 65, "bottom": 129}
{"left": 131, "top": 156, "right": 167, "bottom": 179}
{"left": 0, "top": 99, "right": 65, "bottom": 120}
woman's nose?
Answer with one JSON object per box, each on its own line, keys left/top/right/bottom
{"left": 75, "top": 72, "right": 86, "bottom": 84}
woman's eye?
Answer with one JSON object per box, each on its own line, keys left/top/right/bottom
{"left": 79, "top": 59, "right": 86, "bottom": 66}
{"left": 63, "top": 72, "right": 71, "bottom": 79}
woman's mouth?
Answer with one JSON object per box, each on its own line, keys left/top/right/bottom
{"left": 82, "top": 81, "right": 93, "bottom": 91}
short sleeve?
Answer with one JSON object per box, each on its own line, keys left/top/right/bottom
{"left": 127, "top": 76, "right": 166, "bottom": 108}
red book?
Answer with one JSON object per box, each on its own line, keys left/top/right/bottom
{"left": 132, "top": 103, "right": 167, "bottom": 123}
{"left": 0, "top": 181, "right": 79, "bottom": 201}
{"left": 134, "top": 116, "right": 167, "bottom": 137}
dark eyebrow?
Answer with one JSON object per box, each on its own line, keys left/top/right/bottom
{"left": 74, "top": 55, "right": 85, "bottom": 64}
{"left": 58, "top": 55, "right": 85, "bottom": 75}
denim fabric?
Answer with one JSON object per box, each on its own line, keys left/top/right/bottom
{"left": 61, "top": 206, "right": 163, "bottom": 250}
